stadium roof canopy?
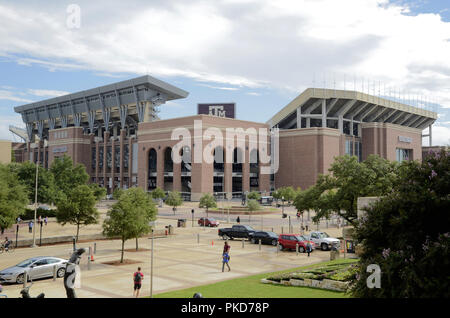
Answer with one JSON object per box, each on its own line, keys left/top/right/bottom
{"left": 267, "top": 88, "right": 438, "bottom": 132}
{"left": 13, "top": 75, "right": 189, "bottom": 141}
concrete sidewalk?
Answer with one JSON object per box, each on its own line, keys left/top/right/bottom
{"left": 0, "top": 224, "right": 338, "bottom": 298}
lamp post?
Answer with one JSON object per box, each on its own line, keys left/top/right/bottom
{"left": 39, "top": 221, "right": 43, "bottom": 246}
{"left": 148, "top": 221, "right": 156, "bottom": 298}
{"left": 191, "top": 209, "right": 194, "bottom": 227}
{"left": 15, "top": 224, "right": 19, "bottom": 248}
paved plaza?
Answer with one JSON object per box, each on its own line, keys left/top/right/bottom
{"left": 0, "top": 202, "right": 350, "bottom": 298}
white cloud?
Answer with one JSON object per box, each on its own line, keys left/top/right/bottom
{"left": 27, "top": 89, "right": 70, "bottom": 98}
{"left": 198, "top": 84, "right": 240, "bottom": 91}
{"left": 0, "top": 90, "right": 33, "bottom": 103}
{"left": 0, "top": 0, "right": 449, "bottom": 144}
{"left": 0, "top": 114, "right": 24, "bottom": 141}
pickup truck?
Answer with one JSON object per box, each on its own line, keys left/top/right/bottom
{"left": 303, "top": 231, "right": 340, "bottom": 251}
{"left": 218, "top": 225, "right": 256, "bottom": 240}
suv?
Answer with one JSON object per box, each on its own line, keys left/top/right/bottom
{"left": 304, "top": 231, "right": 340, "bottom": 251}
{"left": 198, "top": 217, "right": 219, "bottom": 227}
{"left": 278, "top": 234, "right": 315, "bottom": 252}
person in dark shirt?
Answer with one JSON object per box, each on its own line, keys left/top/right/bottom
{"left": 133, "top": 267, "right": 144, "bottom": 298}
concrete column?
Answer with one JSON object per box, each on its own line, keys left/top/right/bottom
{"left": 95, "top": 140, "right": 99, "bottom": 182}
{"left": 322, "top": 99, "right": 327, "bottom": 128}
{"left": 128, "top": 137, "right": 133, "bottom": 188}
{"left": 350, "top": 118, "right": 354, "bottom": 136}
{"left": 242, "top": 148, "right": 250, "bottom": 193}
{"left": 306, "top": 117, "right": 310, "bottom": 128}
{"left": 103, "top": 131, "right": 109, "bottom": 193}
{"left": 173, "top": 160, "right": 182, "bottom": 192}
{"left": 338, "top": 116, "right": 343, "bottom": 134}
{"left": 156, "top": 148, "right": 164, "bottom": 189}
{"left": 224, "top": 162, "right": 232, "bottom": 199}
{"left": 42, "top": 142, "right": 47, "bottom": 168}
{"left": 37, "top": 142, "right": 41, "bottom": 166}
{"left": 296, "top": 107, "right": 301, "bottom": 129}
{"left": 429, "top": 124, "right": 432, "bottom": 146}
{"left": 111, "top": 135, "right": 116, "bottom": 192}
{"left": 119, "top": 129, "right": 126, "bottom": 189}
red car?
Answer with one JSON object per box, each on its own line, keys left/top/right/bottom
{"left": 198, "top": 217, "right": 219, "bottom": 227}
{"left": 278, "top": 234, "right": 316, "bottom": 253}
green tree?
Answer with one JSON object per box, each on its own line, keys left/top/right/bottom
{"left": 199, "top": 193, "right": 217, "bottom": 218}
{"left": 165, "top": 191, "right": 183, "bottom": 215}
{"left": 103, "top": 187, "right": 157, "bottom": 262}
{"left": 247, "top": 191, "right": 261, "bottom": 201}
{"left": 50, "top": 155, "right": 89, "bottom": 201}
{"left": 10, "top": 161, "right": 57, "bottom": 205}
{"left": 0, "top": 164, "right": 29, "bottom": 232}
{"left": 297, "top": 155, "right": 398, "bottom": 225}
{"left": 151, "top": 187, "right": 166, "bottom": 200}
{"left": 55, "top": 184, "right": 100, "bottom": 241}
{"left": 247, "top": 199, "right": 260, "bottom": 222}
{"left": 89, "top": 183, "right": 107, "bottom": 201}
{"left": 113, "top": 188, "right": 124, "bottom": 200}
{"left": 351, "top": 149, "right": 450, "bottom": 298}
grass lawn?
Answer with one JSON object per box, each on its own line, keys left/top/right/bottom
{"left": 154, "top": 258, "right": 357, "bottom": 298}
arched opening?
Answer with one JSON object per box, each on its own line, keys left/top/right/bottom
{"left": 250, "top": 149, "right": 259, "bottom": 192}
{"left": 148, "top": 148, "right": 157, "bottom": 191}
{"left": 164, "top": 147, "right": 174, "bottom": 191}
{"left": 232, "top": 148, "right": 243, "bottom": 195}
{"left": 180, "top": 146, "right": 191, "bottom": 198}
{"left": 213, "top": 146, "right": 224, "bottom": 194}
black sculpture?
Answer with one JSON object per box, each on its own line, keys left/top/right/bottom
{"left": 20, "top": 283, "right": 45, "bottom": 298}
{"left": 64, "top": 248, "right": 86, "bottom": 298}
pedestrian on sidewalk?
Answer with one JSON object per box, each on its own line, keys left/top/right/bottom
{"left": 222, "top": 252, "right": 231, "bottom": 272}
{"left": 236, "top": 216, "right": 240, "bottom": 224}
{"left": 28, "top": 221, "right": 33, "bottom": 233}
{"left": 44, "top": 216, "right": 48, "bottom": 226}
{"left": 223, "top": 241, "right": 230, "bottom": 255}
{"left": 306, "top": 241, "right": 312, "bottom": 257}
{"left": 133, "top": 267, "right": 144, "bottom": 298}
{"left": 38, "top": 215, "right": 41, "bottom": 224}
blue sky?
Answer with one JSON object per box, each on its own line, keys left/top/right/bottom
{"left": 0, "top": 0, "right": 449, "bottom": 145}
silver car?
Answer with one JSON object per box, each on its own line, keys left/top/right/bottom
{"left": 0, "top": 256, "right": 67, "bottom": 284}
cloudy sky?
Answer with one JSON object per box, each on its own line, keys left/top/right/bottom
{"left": 0, "top": 0, "right": 449, "bottom": 145}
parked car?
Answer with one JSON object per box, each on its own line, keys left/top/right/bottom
{"left": 198, "top": 217, "right": 219, "bottom": 227}
{"left": 278, "top": 234, "right": 316, "bottom": 252}
{"left": 249, "top": 231, "right": 278, "bottom": 246}
{"left": 218, "top": 225, "right": 256, "bottom": 240}
{"left": 0, "top": 257, "right": 67, "bottom": 284}
{"left": 304, "top": 231, "right": 340, "bottom": 251}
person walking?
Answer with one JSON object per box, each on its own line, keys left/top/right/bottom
{"left": 38, "top": 215, "right": 41, "bottom": 224}
{"left": 133, "top": 267, "right": 144, "bottom": 298}
{"left": 223, "top": 241, "right": 230, "bottom": 255}
{"left": 306, "top": 241, "right": 312, "bottom": 257}
{"left": 44, "top": 216, "right": 48, "bottom": 226}
{"left": 236, "top": 216, "right": 240, "bottom": 224}
{"left": 28, "top": 221, "right": 33, "bottom": 234}
{"left": 222, "top": 252, "right": 231, "bottom": 272}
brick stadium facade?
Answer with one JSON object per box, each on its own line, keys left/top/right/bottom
{"left": 11, "top": 76, "right": 437, "bottom": 200}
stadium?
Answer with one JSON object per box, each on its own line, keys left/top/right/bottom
{"left": 10, "top": 75, "right": 438, "bottom": 201}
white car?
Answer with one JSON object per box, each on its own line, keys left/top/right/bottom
{"left": 0, "top": 257, "right": 67, "bottom": 284}
{"left": 304, "top": 231, "right": 340, "bottom": 251}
